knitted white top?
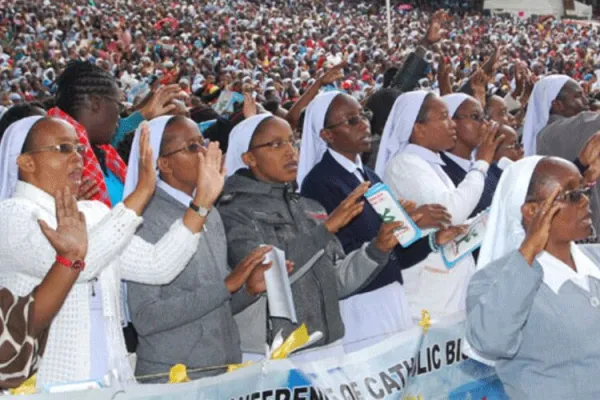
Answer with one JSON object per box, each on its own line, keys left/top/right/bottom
{"left": 0, "top": 181, "right": 200, "bottom": 387}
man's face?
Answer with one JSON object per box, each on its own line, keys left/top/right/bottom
{"left": 553, "top": 80, "right": 590, "bottom": 118}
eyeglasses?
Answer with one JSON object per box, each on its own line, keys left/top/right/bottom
{"left": 24, "top": 143, "right": 86, "bottom": 155}
{"left": 500, "top": 142, "right": 523, "bottom": 150}
{"left": 249, "top": 138, "right": 300, "bottom": 151}
{"left": 526, "top": 186, "right": 592, "bottom": 204}
{"left": 160, "top": 141, "right": 205, "bottom": 157}
{"left": 325, "top": 110, "right": 373, "bottom": 130}
{"left": 99, "top": 94, "right": 126, "bottom": 114}
{"left": 454, "top": 113, "right": 486, "bottom": 123}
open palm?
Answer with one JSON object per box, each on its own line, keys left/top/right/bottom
{"left": 39, "top": 187, "right": 88, "bottom": 260}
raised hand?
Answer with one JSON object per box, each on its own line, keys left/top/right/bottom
{"left": 39, "top": 187, "right": 88, "bottom": 261}
{"left": 437, "top": 55, "right": 452, "bottom": 96}
{"left": 374, "top": 221, "right": 404, "bottom": 253}
{"left": 318, "top": 61, "right": 347, "bottom": 86}
{"left": 324, "top": 182, "right": 369, "bottom": 234}
{"left": 193, "top": 141, "right": 227, "bottom": 209}
{"left": 140, "top": 84, "right": 188, "bottom": 120}
{"left": 413, "top": 204, "right": 452, "bottom": 230}
{"left": 243, "top": 93, "right": 257, "bottom": 118}
{"left": 519, "top": 186, "right": 563, "bottom": 265}
{"left": 475, "top": 121, "right": 504, "bottom": 164}
{"left": 579, "top": 132, "right": 600, "bottom": 168}
{"left": 76, "top": 179, "right": 100, "bottom": 201}
{"left": 137, "top": 122, "right": 157, "bottom": 196}
{"left": 123, "top": 122, "right": 157, "bottom": 216}
{"left": 423, "top": 10, "right": 448, "bottom": 47}
{"left": 225, "top": 246, "right": 272, "bottom": 294}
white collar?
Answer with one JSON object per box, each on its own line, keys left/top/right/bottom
{"left": 537, "top": 243, "right": 600, "bottom": 294}
{"left": 12, "top": 180, "right": 58, "bottom": 215}
{"left": 403, "top": 144, "right": 446, "bottom": 166}
{"left": 444, "top": 152, "right": 472, "bottom": 172}
{"left": 328, "top": 148, "right": 363, "bottom": 174}
{"left": 157, "top": 179, "right": 193, "bottom": 208}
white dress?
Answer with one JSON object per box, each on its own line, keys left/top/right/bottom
{"left": 0, "top": 181, "right": 201, "bottom": 387}
{"left": 383, "top": 145, "right": 487, "bottom": 319}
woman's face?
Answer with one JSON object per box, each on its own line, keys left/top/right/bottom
{"left": 524, "top": 159, "right": 593, "bottom": 244}
{"left": 453, "top": 98, "right": 486, "bottom": 150}
{"left": 87, "top": 83, "right": 122, "bottom": 145}
{"left": 158, "top": 117, "right": 203, "bottom": 191}
{"left": 494, "top": 125, "right": 524, "bottom": 162}
{"left": 486, "top": 95, "right": 517, "bottom": 129}
{"left": 19, "top": 118, "right": 84, "bottom": 196}
{"left": 414, "top": 96, "right": 457, "bottom": 152}
{"left": 244, "top": 117, "right": 299, "bottom": 184}
{"left": 322, "top": 94, "right": 372, "bottom": 156}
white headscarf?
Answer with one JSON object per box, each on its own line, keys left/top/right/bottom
{"left": 225, "top": 113, "right": 273, "bottom": 177}
{"left": 123, "top": 116, "right": 174, "bottom": 197}
{"left": 442, "top": 93, "right": 473, "bottom": 118}
{"left": 522, "top": 75, "right": 571, "bottom": 157}
{"left": 296, "top": 91, "right": 340, "bottom": 188}
{"left": 477, "top": 156, "right": 544, "bottom": 270}
{"left": 0, "top": 116, "right": 44, "bottom": 200}
{"left": 375, "top": 90, "right": 429, "bottom": 177}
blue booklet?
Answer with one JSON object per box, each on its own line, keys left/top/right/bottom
{"left": 364, "top": 183, "right": 423, "bottom": 248}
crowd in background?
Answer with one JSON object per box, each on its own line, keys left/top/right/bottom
{"left": 2, "top": 0, "right": 600, "bottom": 398}
{"left": 2, "top": 0, "right": 600, "bottom": 134}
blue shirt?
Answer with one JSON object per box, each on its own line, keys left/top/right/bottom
{"left": 104, "top": 169, "right": 124, "bottom": 208}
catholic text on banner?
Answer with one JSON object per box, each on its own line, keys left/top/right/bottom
{"left": 124, "top": 313, "right": 508, "bottom": 400}
{"left": 12, "top": 314, "right": 508, "bottom": 399}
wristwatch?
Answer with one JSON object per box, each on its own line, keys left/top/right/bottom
{"left": 189, "top": 201, "right": 210, "bottom": 217}
{"left": 56, "top": 255, "right": 85, "bottom": 272}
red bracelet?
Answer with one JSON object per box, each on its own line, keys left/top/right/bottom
{"left": 56, "top": 255, "right": 85, "bottom": 272}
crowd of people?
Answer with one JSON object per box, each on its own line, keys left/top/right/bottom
{"left": 1, "top": 0, "right": 600, "bottom": 398}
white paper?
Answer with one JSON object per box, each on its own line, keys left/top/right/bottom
{"left": 263, "top": 246, "right": 297, "bottom": 323}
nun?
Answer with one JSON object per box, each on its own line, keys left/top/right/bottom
{"left": 298, "top": 92, "right": 465, "bottom": 351}
{"left": 123, "top": 116, "right": 270, "bottom": 382}
{"left": 526, "top": 75, "right": 600, "bottom": 235}
{"left": 466, "top": 156, "right": 600, "bottom": 399}
{"left": 217, "top": 114, "right": 402, "bottom": 362}
{"left": 440, "top": 93, "right": 510, "bottom": 219}
{"left": 0, "top": 116, "right": 202, "bottom": 386}
{"left": 375, "top": 91, "right": 501, "bottom": 318}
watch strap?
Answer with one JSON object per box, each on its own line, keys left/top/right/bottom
{"left": 189, "top": 201, "right": 210, "bottom": 217}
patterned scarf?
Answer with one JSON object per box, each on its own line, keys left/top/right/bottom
{"left": 48, "top": 107, "right": 127, "bottom": 207}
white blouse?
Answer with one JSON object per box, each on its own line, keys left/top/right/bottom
{"left": 384, "top": 144, "right": 488, "bottom": 225}
{"left": 0, "top": 181, "right": 200, "bottom": 387}
{"left": 382, "top": 145, "right": 488, "bottom": 318}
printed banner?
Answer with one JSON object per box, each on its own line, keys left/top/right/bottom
{"left": 17, "top": 314, "right": 508, "bottom": 399}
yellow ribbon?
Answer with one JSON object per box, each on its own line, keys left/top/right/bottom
{"left": 418, "top": 310, "right": 432, "bottom": 334}
{"left": 168, "top": 364, "right": 191, "bottom": 384}
{"left": 226, "top": 361, "right": 254, "bottom": 373}
{"left": 402, "top": 395, "right": 424, "bottom": 400}
{"left": 9, "top": 374, "right": 37, "bottom": 395}
{"left": 169, "top": 324, "right": 312, "bottom": 382}
{"left": 270, "top": 323, "right": 311, "bottom": 360}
